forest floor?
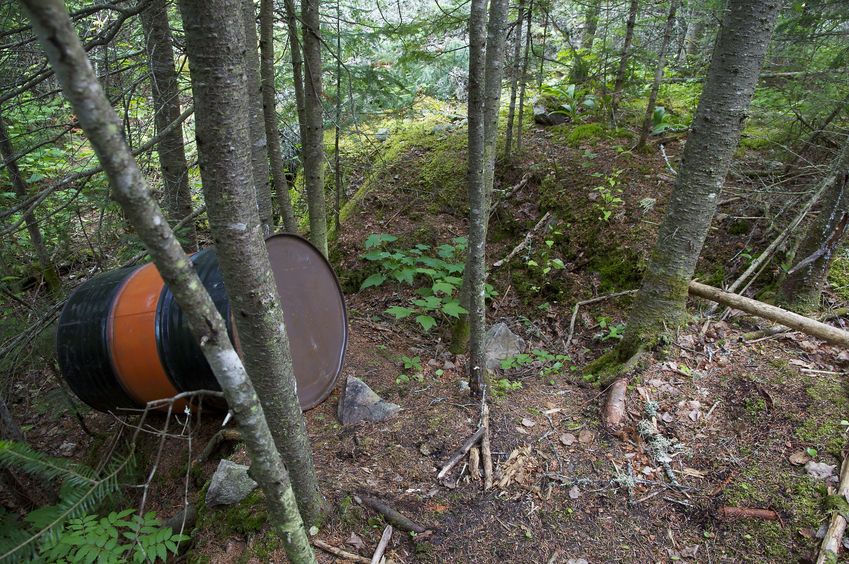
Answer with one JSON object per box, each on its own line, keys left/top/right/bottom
{"left": 6, "top": 112, "right": 849, "bottom": 563}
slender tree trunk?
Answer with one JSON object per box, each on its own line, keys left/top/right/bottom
{"left": 504, "top": 0, "right": 525, "bottom": 162}
{"left": 20, "top": 1, "right": 316, "bottom": 560}
{"left": 536, "top": 7, "right": 547, "bottom": 90}
{"left": 611, "top": 0, "right": 639, "bottom": 117}
{"left": 777, "top": 137, "right": 849, "bottom": 312}
{"left": 284, "top": 0, "right": 307, "bottom": 145}
{"left": 179, "top": 0, "right": 325, "bottom": 526}
{"left": 582, "top": 0, "right": 601, "bottom": 49}
{"left": 615, "top": 0, "right": 781, "bottom": 362}
{"left": 259, "top": 0, "right": 298, "bottom": 232}
{"left": 334, "top": 0, "right": 342, "bottom": 233}
{"left": 301, "top": 0, "right": 328, "bottom": 257}
{"left": 468, "top": 0, "right": 510, "bottom": 397}
{"left": 139, "top": 0, "right": 195, "bottom": 248}
{"left": 0, "top": 113, "right": 60, "bottom": 292}
{"left": 636, "top": 0, "right": 678, "bottom": 151}
{"left": 516, "top": 0, "right": 532, "bottom": 154}
{"left": 242, "top": 0, "right": 274, "bottom": 236}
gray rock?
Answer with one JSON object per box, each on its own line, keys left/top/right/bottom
{"left": 484, "top": 322, "right": 526, "bottom": 370}
{"left": 805, "top": 460, "right": 836, "bottom": 480}
{"left": 533, "top": 105, "right": 569, "bottom": 126}
{"left": 375, "top": 128, "right": 390, "bottom": 142}
{"left": 206, "top": 460, "right": 258, "bottom": 507}
{"left": 337, "top": 376, "right": 400, "bottom": 425}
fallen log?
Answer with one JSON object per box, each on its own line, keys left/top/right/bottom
{"left": 312, "top": 539, "right": 371, "bottom": 563}
{"left": 603, "top": 378, "right": 628, "bottom": 431}
{"left": 688, "top": 281, "right": 849, "bottom": 347}
{"left": 355, "top": 495, "right": 429, "bottom": 534}
{"left": 816, "top": 455, "right": 849, "bottom": 564}
{"left": 371, "top": 525, "right": 393, "bottom": 564}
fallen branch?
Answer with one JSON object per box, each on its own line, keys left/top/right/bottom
{"left": 603, "top": 378, "right": 628, "bottom": 432}
{"left": 492, "top": 211, "right": 554, "bottom": 268}
{"left": 194, "top": 429, "right": 242, "bottom": 464}
{"left": 312, "top": 539, "right": 371, "bottom": 564}
{"left": 481, "top": 401, "right": 493, "bottom": 490}
{"left": 355, "top": 495, "right": 428, "bottom": 534}
{"left": 816, "top": 454, "right": 849, "bottom": 564}
{"left": 787, "top": 210, "right": 849, "bottom": 276}
{"left": 716, "top": 507, "right": 779, "bottom": 521}
{"left": 370, "top": 525, "right": 393, "bottom": 564}
{"left": 491, "top": 173, "right": 531, "bottom": 216}
{"left": 436, "top": 426, "right": 486, "bottom": 480}
{"left": 565, "top": 290, "right": 638, "bottom": 349}
{"left": 469, "top": 446, "right": 481, "bottom": 480}
{"left": 688, "top": 281, "right": 849, "bottom": 347}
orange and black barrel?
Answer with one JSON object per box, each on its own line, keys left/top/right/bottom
{"left": 56, "top": 234, "right": 347, "bottom": 413}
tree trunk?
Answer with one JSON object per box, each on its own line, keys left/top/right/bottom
{"left": 179, "top": 0, "right": 325, "bottom": 526}
{"left": 139, "top": 0, "right": 195, "bottom": 248}
{"left": 777, "top": 137, "right": 849, "bottom": 312}
{"left": 259, "top": 0, "right": 298, "bottom": 232}
{"left": 283, "top": 0, "right": 307, "bottom": 145}
{"left": 241, "top": 0, "right": 274, "bottom": 236}
{"left": 0, "top": 113, "right": 60, "bottom": 292}
{"left": 516, "top": 0, "right": 532, "bottom": 154}
{"left": 503, "top": 0, "right": 525, "bottom": 163}
{"left": 20, "top": 1, "right": 316, "bottom": 560}
{"left": 333, "top": 0, "right": 342, "bottom": 233}
{"left": 581, "top": 0, "right": 601, "bottom": 49}
{"left": 301, "top": 0, "right": 328, "bottom": 257}
{"left": 616, "top": 0, "right": 781, "bottom": 361}
{"left": 636, "top": 0, "right": 678, "bottom": 151}
{"left": 468, "top": 0, "right": 510, "bottom": 397}
{"left": 611, "top": 0, "right": 639, "bottom": 117}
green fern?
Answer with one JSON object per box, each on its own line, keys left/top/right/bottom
{"left": 0, "top": 440, "right": 132, "bottom": 562}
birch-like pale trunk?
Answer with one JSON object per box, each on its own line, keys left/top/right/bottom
{"left": 178, "top": 0, "right": 325, "bottom": 526}
{"left": 635, "top": 0, "right": 678, "bottom": 151}
{"left": 241, "top": 0, "right": 274, "bottom": 236}
{"left": 139, "top": 0, "right": 195, "bottom": 247}
{"left": 616, "top": 0, "right": 781, "bottom": 361}
{"left": 611, "top": 0, "right": 639, "bottom": 116}
{"left": 259, "top": 0, "right": 298, "bottom": 232}
{"left": 19, "top": 1, "right": 315, "bottom": 560}
{"left": 301, "top": 0, "right": 329, "bottom": 257}
{"left": 0, "top": 113, "right": 60, "bottom": 292}
{"left": 468, "top": 0, "right": 509, "bottom": 397}
{"left": 777, "top": 136, "right": 849, "bottom": 312}
{"left": 504, "top": 0, "right": 525, "bottom": 162}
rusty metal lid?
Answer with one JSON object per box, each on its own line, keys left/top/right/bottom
{"left": 265, "top": 234, "right": 348, "bottom": 410}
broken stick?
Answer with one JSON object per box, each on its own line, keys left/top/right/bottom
{"left": 492, "top": 211, "right": 554, "bottom": 268}
{"left": 355, "top": 495, "right": 428, "bottom": 534}
{"left": 816, "top": 454, "right": 849, "bottom": 564}
{"left": 437, "top": 426, "right": 486, "bottom": 480}
{"left": 716, "top": 507, "right": 779, "bottom": 521}
{"left": 565, "top": 289, "right": 638, "bottom": 349}
{"left": 481, "top": 401, "right": 493, "bottom": 490}
{"left": 688, "top": 281, "right": 849, "bottom": 347}
{"left": 312, "top": 539, "right": 371, "bottom": 564}
{"left": 370, "top": 525, "right": 393, "bottom": 564}
{"left": 603, "top": 378, "right": 628, "bottom": 431}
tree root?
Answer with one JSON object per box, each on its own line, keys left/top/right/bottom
{"left": 582, "top": 348, "right": 644, "bottom": 388}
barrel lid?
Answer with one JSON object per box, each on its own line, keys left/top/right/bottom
{"left": 265, "top": 234, "right": 348, "bottom": 410}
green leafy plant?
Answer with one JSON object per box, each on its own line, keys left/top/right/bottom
{"left": 396, "top": 355, "right": 424, "bottom": 384}
{"left": 592, "top": 169, "right": 624, "bottom": 222}
{"left": 491, "top": 378, "right": 523, "bottom": 397}
{"left": 596, "top": 316, "right": 626, "bottom": 341}
{"left": 359, "top": 234, "right": 495, "bottom": 332}
{"left": 540, "top": 82, "right": 598, "bottom": 120}
{"left": 500, "top": 348, "right": 573, "bottom": 383}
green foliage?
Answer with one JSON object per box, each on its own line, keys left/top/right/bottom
{"left": 596, "top": 316, "right": 626, "bottom": 341}
{"left": 491, "top": 378, "right": 523, "bottom": 397}
{"left": 0, "top": 441, "right": 134, "bottom": 562}
{"left": 396, "top": 354, "right": 424, "bottom": 384}
{"left": 592, "top": 169, "right": 624, "bottom": 222}
{"left": 39, "top": 510, "right": 188, "bottom": 564}
{"left": 500, "top": 348, "right": 574, "bottom": 384}
{"left": 541, "top": 83, "right": 598, "bottom": 121}
{"left": 359, "top": 234, "right": 495, "bottom": 332}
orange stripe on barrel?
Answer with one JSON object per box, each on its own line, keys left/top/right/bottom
{"left": 108, "top": 262, "right": 183, "bottom": 410}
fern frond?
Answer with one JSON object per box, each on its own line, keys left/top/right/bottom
{"left": 0, "top": 440, "right": 97, "bottom": 486}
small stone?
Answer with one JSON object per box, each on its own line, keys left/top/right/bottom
{"left": 419, "top": 443, "right": 432, "bottom": 456}
{"left": 805, "top": 461, "right": 836, "bottom": 480}
{"left": 578, "top": 429, "right": 594, "bottom": 444}
{"left": 484, "top": 322, "right": 526, "bottom": 370}
{"left": 443, "top": 360, "right": 456, "bottom": 370}
{"left": 59, "top": 441, "right": 76, "bottom": 456}
{"left": 206, "top": 460, "right": 258, "bottom": 507}
{"left": 569, "top": 485, "right": 581, "bottom": 499}
{"left": 338, "top": 376, "right": 401, "bottom": 426}
{"left": 458, "top": 380, "right": 470, "bottom": 392}
{"left": 521, "top": 418, "right": 536, "bottom": 428}
{"left": 375, "top": 128, "right": 390, "bottom": 142}
{"left": 789, "top": 451, "right": 811, "bottom": 466}
{"left": 559, "top": 433, "right": 576, "bottom": 446}
{"left": 346, "top": 532, "right": 365, "bottom": 550}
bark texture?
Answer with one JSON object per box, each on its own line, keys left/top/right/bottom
{"left": 0, "top": 113, "right": 60, "bottom": 292}
{"left": 581, "top": 0, "right": 601, "bottom": 49}
{"left": 20, "top": 1, "right": 315, "bottom": 560}
{"left": 301, "top": 0, "right": 328, "bottom": 256}
{"left": 515, "top": 0, "right": 532, "bottom": 154}
{"left": 259, "top": 0, "right": 298, "bottom": 232}
{"left": 503, "top": 0, "right": 525, "bottom": 162}
{"left": 468, "top": 0, "right": 509, "bottom": 397}
{"left": 777, "top": 136, "right": 849, "bottom": 311}
{"left": 139, "top": 0, "right": 194, "bottom": 246}
{"left": 178, "top": 0, "right": 325, "bottom": 526}
{"left": 611, "top": 0, "right": 639, "bottom": 115}
{"left": 241, "top": 0, "right": 274, "bottom": 236}
{"left": 636, "top": 0, "right": 678, "bottom": 150}
{"left": 618, "top": 0, "right": 781, "bottom": 361}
